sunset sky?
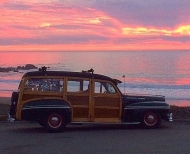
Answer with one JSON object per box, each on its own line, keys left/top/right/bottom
{"left": 1, "top": 0, "right": 190, "bottom": 51}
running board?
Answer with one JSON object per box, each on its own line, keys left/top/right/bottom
{"left": 70, "top": 122, "right": 141, "bottom": 125}
{"left": 7, "top": 112, "right": 15, "bottom": 122}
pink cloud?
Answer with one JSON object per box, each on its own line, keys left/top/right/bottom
{"left": 0, "top": 0, "right": 9, "bottom": 4}
{"left": 0, "top": 0, "right": 190, "bottom": 51}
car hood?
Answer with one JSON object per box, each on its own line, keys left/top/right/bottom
{"left": 122, "top": 93, "right": 165, "bottom": 104}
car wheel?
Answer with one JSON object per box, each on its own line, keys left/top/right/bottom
{"left": 142, "top": 111, "right": 161, "bottom": 128}
{"left": 45, "top": 113, "right": 66, "bottom": 133}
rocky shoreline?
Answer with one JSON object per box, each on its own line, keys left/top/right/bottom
{"left": 0, "top": 64, "right": 38, "bottom": 72}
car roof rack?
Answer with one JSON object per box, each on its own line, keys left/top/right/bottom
{"left": 82, "top": 68, "right": 94, "bottom": 74}
{"left": 39, "top": 66, "right": 50, "bottom": 72}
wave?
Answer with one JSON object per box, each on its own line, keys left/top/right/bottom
{"left": 0, "top": 89, "right": 15, "bottom": 92}
{"left": 119, "top": 82, "right": 190, "bottom": 90}
{"left": 1, "top": 74, "right": 190, "bottom": 102}
{"left": 166, "top": 97, "right": 190, "bottom": 101}
{"left": 0, "top": 79, "right": 20, "bottom": 84}
{"left": 118, "top": 82, "right": 190, "bottom": 101}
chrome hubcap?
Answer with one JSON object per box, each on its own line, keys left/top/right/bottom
{"left": 144, "top": 113, "right": 157, "bottom": 126}
{"left": 147, "top": 115, "right": 154, "bottom": 122}
{"left": 48, "top": 115, "right": 62, "bottom": 128}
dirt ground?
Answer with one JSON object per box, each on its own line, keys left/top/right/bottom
{"left": 0, "top": 121, "right": 190, "bottom": 154}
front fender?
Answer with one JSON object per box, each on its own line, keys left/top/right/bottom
{"left": 21, "top": 99, "right": 71, "bottom": 123}
{"left": 123, "top": 101, "right": 170, "bottom": 122}
{"left": 126, "top": 101, "right": 170, "bottom": 109}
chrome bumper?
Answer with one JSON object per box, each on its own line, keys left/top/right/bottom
{"left": 168, "top": 113, "right": 173, "bottom": 122}
{"left": 7, "top": 112, "right": 15, "bottom": 122}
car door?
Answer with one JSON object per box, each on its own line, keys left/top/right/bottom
{"left": 92, "top": 80, "right": 122, "bottom": 123}
{"left": 66, "top": 78, "right": 91, "bottom": 122}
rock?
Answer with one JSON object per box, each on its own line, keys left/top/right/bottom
{"left": 0, "top": 67, "right": 15, "bottom": 72}
{"left": 16, "top": 66, "right": 24, "bottom": 70}
{"left": 0, "top": 64, "right": 38, "bottom": 72}
{"left": 24, "top": 64, "right": 38, "bottom": 70}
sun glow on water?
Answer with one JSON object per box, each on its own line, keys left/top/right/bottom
{"left": 1, "top": 51, "right": 190, "bottom": 106}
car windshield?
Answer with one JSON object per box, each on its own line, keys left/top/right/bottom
{"left": 95, "top": 81, "right": 116, "bottom": 94}
{"left": 18, "top": 79, "right": 23, "bottom": 90}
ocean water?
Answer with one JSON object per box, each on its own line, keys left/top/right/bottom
{"left": 1, "top": 51, "right": 190, "bottom": 106}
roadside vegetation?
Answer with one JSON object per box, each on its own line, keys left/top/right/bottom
{"left": 170, "top": 105, "right": 190, "bottom": 120}
{"left": 0, "top": 104, "right": 10, "bottom": 121}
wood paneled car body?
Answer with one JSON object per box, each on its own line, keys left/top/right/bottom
{"left": 9, "top": 68, "right": 172, "bottom": 132}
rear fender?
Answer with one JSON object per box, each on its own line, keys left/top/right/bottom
{"left": 21, "top": 99, "right": 71, "bottom": 123}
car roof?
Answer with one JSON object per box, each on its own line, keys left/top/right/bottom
{"left": 23, "top": 70, "right": 122, "bottom": 85}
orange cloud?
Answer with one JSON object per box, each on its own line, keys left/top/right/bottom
{"left": 174, "top": 25, "right": 190, "bottom": 35}
{"left": 122, "top": 25, "right": 190, "bottom": 37}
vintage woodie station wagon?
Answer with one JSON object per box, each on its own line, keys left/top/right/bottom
{"left": 9, "top": 67, "right": 172, "bottom": 132}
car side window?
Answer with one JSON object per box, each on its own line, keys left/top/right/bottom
{"left": 24, "top": 78, "right": 64, "bottom": 92}
{"left": 94, "top": 81, "right": 116, "bottom": 94}
{"left": 67, "top": 79, "right": 89, "bottom": 92}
